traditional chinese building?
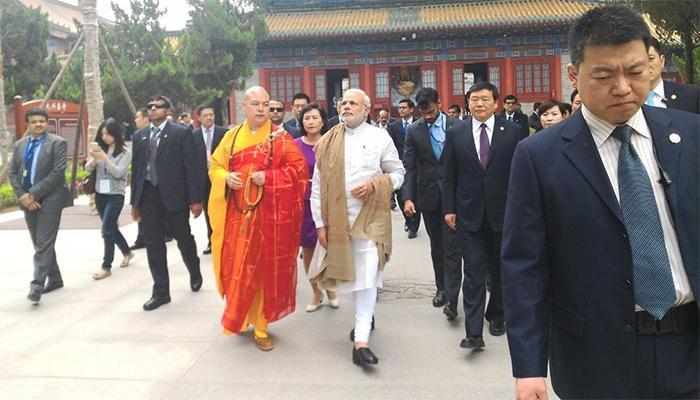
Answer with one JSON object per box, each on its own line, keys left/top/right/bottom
{"left": 232, "top": 0, "right": 603, "bottom": 122}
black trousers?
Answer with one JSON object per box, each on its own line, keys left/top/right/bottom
{"left": 459, "top": 218, "right": 503, "bottom": 337}
{"left": 140, "top": 182, "right": 201, "bottom": 297}
{"left": 631, "top": 306, "right": 699, "bottom": 399}
{"left": 202, "top": 183, "right": 212, "bottom": 247}
{"left": 396, "top": 190, "right": 421, "bottom": 233}
{"left": 421, "top": 207, "right": 461, "bottom": 293}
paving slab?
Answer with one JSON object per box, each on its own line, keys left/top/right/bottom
{"left": 0, "top": 194, "right": 559, "bottom": 399}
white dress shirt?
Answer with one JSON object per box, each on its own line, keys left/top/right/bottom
{"left": 471, "top": 114, "right": 495, "bottom": 161}
{"left": 310, "top": 122, "right": 405, "bottom": 292}
{"left": 649, "top": 79, "right": 668, "bottom": 108}
{"left": 581, "top": 105, "right": 693, "bottom": 309}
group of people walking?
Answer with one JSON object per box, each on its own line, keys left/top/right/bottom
{"left": 7, "top": 4, "right": 699, "bottom": 399}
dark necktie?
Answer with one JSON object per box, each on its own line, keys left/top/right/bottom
{"left": 403, "top": 121, "right": 408, "bottom": 136}
{"left": 149, "top": 127, "right": 161, "bottom": 155}
{"left": 508, "top": 115, "right": 513, "bottom": 122}
{"left": 613, "top": 125, "right": 675, "bottom": 319}
{"left": 23, "top": 138, "right": 41, "bottom": 190}
{"left": 479, "top": 123, "right": 489, "bottom": 169}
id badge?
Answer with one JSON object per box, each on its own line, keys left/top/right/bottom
{"left": 99, "top": 179, "right": 110, "bottom": 193}
{"left": 23, "top": 169, "right": 28, "bottom": 178}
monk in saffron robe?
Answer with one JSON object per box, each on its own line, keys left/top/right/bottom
{"left": 208, "top": 86, "right": 307, "bottom": 351}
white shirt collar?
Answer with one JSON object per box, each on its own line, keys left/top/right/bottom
{"left": 581, "top": 104, "right": 650, "bottom": 148}
{"left": 344, "top": 121, "right": 368, "bottom": 135}
{"left": 651, "top": 79, "right": 666, "bottom": 101}
{"left": 472, "top": 114, "right": 495, "bottom": 135}
{"left": 150, "top": 120, "right": 167, "bottom": 132}
{"left": 402, "top": 117, "right": 413, "bottom": 125}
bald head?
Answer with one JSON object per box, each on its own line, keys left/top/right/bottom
{"left": 241, "top": 86, "right": 271, "bottom": 130}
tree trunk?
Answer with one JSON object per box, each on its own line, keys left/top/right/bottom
{"left": 81, "top": 0, "right": 104, "bottom": 141}
{"left": 683, "top": 33, "right": 695, "bottom": 84}
{"left": 0, "top": 7, "right": 11, "bottom": 185}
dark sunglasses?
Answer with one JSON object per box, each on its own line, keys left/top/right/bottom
{"left": 269, "top": 107, "right": 284, "bottom": 113}
{"left": 147, "top": 103, "right": 168, "bottom": 110}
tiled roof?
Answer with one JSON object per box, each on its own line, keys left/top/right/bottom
{"left": 18, "top": 0, "right": 113, "bottom": 33}
{"left": 265, "top": 0, "right": 599, "bottom": 40}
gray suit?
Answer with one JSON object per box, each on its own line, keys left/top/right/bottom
{"left": 9, "top": 133, "right": 73, "bottom": 291}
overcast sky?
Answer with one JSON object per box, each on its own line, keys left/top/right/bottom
{"left": 64, "top": 0, "right": 191, "bottom": 31}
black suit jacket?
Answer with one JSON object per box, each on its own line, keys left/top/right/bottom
{"left": 501, "top": 107, "right": 699, "bottom": 398}
{"left": 192, "top": 125, "right": 227, "bottom": 193}
{"left": 443, "top": 117, "right": 525, "bottom": 232}
{"left": 400, "top": 114, "right": 458, "bottom": 212}
{"left": 497, "top": 110, "right": 530, "bottom": 138}
{"left": 663, "top": 79, "right": 700, "bottom": 114}
{"left": 387, "top": 118, "right": 414, "bottom": 161}
{"left": 130, "top": 121, "right": 202, "bottom": 212}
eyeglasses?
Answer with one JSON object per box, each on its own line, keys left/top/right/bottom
{"left": 147, "top": 103, "right": 168, "bottom": 110}
{"left": 269, "top": 107, "right": 284, "bottom": 113}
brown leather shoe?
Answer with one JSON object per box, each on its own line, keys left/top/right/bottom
{"left": 252, "top": 334, "right": 274, "bottom": 351}
{"left": 92, "top": 269, "right": 111, "bottom": 280}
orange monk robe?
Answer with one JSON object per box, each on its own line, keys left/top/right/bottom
{"left": 208, "top": 120, "right": 307, "bottom": 334}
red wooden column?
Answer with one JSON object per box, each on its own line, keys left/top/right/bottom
{"left": 362, "top": 64, "right": 373, "bottom": 100}
{"left": 552, "top": 54, "right": 562, "bottom": 99}
{"left": 258, "top": 66, "right": 268, "bottom": 92}
{"left": 503, "top": 57, "right": 514, "bottom": 97}
{"left": 302, "top": 66, "right": 313, "bottom": 98}
{"left": 229, "top": 91, "right": 237, "bottom": 125}
{"left": 438, "top": 60, "right": 450, "bottom": 109}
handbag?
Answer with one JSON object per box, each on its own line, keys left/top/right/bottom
{"left": 83, "top": 169, "right": 97, "bottom": 195}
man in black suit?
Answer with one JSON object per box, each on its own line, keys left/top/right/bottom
{"left": 131, "top": 95, "right": 203, "bottom": 311}
{"left": 647, "top": 37, "right": 700, "bottom": 114}
{"left": 401, "top": 89, "right": 461, "bottom": 311}
{"left": 502, "top": 6, "right": 698, "bottom": 399}
{"left": 443, "top": 81, "right": 526, "bottom": 350}
{"left": 192, "top": 103, "right": 226, "bottom": 255}
{"left": 283, "top": 92, "right": 310, "bottom": 138}
{"left": 497, "top": 95, "right": 530, "bottom": 138}
{"left": 388, "top": 98, "right": 421, "bottom": 238}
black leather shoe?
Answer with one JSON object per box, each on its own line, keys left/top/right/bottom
{"left": 43, "top": 279, "right": 64, "bottom": 294}
{"left": 443, "top": 303, "right": 458, "bottom": 320}
{"left": 143, "top": 296, "right": 171, "bottom": 311}
{"left": 129, "top": 242, "right": 146, "bottom": 250}
{"left": 349, "top": 316, "right": 375, "bottom": 342}
{"left": 352, "top": 346, "right": 379, "bottom": 365}
{"left": 27, "top": 288, "right": 42, "bottom": 304}
{"left": 190, "top": 275, "right": 203, "bottom": 292}
{"left": 432, "top": 290, "right": 447, "bottom": 307}
{"left": 408, "top": 230, "right": 417, "bottom": 239}
{"left": 202, "top": 246, "right": 212, "bottom": 255}
{"left": 460, "top": 336, "right": 485, "bottom": 349}
{"left": 489, "top": 319, "right": 506, "bottom": 336}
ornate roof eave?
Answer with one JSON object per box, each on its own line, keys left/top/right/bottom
{"left": 260, "top": 21, "right": 572, "bottom": 47}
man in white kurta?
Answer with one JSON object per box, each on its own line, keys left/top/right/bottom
{"left": 310, "top": 89, "right": 404, "bottom": 365}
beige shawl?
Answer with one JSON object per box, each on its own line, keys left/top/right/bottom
{"left": 312, "top": 123, "right": 394, "bottom": 288}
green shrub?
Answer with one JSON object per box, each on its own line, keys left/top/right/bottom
{"left": 0, "top": 184, "right": 17, "bottom": 209}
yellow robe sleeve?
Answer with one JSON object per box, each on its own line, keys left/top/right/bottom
{"left": 208, "top": 125, "right": 238, "bottom": 296}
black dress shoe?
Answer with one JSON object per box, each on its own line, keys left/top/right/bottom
{"left": 43, "top": 279, "right": 64, "bottom": 294}
{"left": 443, "top": 303, "right": 458, "bottom": 320}
{"left": 432, "top": 290, "right": 447, "bottom": 307}
{"left": 129, "top": 242, "right": 146, "bottom": 250}
{"left": 202, "top": 246, "right": 212, "bottom": 255}
{"left": 352, "top": 346, "right": 379, "bottom": 365}
{"left": 27, "top": 288, "right": 42, "bottom": 304}
{"left": 349, "top": 316, "right": 375, "bottom": 342}
{"left": 143, "top": 296, "right": 171, "bottom": 311}
{"left": 489, "top": 319, "right": 506, "bottom": 336}
{"left": 190, "top": 275, "right": 203, "bottom": 292}
{"left": 408, "top": 230, "right": 417, "bottom": 239}
{"left": 460, "top": 336, "right": 485, "bottom": 349}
